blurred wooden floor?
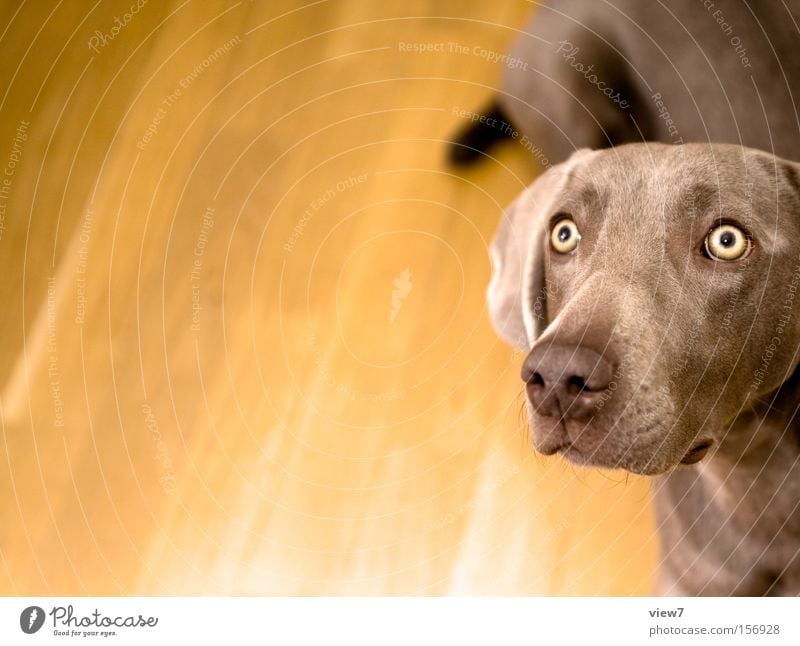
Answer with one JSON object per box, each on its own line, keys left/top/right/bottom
{"left": 0, "top": 0, "right": 656, "bottom": 595}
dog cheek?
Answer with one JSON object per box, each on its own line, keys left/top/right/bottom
{"left": 742, "top": 327, "right": 799, "bottom": 400}
{"left": 617, "top": 391, "right": 689, "bottom": 471}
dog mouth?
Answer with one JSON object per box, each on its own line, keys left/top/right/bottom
{"left": 539, "top": 440, "right": 573, "bottom": 457}
{"left": 541, "top": 436, "right": 600, "bottom": 465}
{"left": 535, "top": 422, "right": 715, "bottom": 472}
{"left": 544, "top": 438, "right": 715, "bottom": 473}
{"left": 533, "top": 418, "right": 615, "bottom": 465}
{"left": 532, "top": 411, "right": 716, "bottom": 470}
{"left": 680, "top": 440, "right": 713, "bottom": 465}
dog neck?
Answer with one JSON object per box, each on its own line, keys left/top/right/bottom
{"left": 663, "top": 374, "right": 800, "bottom": 536}
{"left": 712, "top": 362, "right": 800, "bottom": 461}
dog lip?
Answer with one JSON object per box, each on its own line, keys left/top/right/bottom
{"left": 535, "top": 424, "right": 571, "bottom": 455}
{"left": 538, "top": 439, "right": 570, "bottom": 456}
{"left": 680, "top": 440, "right": 713, "bottom": 465}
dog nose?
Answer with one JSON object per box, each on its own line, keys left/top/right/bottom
{"left": 522, "top": 344, "right": 614, "bottom": 420}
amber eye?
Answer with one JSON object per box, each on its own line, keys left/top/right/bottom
{"left": 550, "top": 218, "right": 581, "bottom": 254}
{"left": 704, "top": 224, "right": 750, "bottom": 261}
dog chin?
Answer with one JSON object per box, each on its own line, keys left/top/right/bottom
{"left": 561, "top": 445, "right": 678, "bottom": 475}
{"left": 528, "top": 415, "right": 697, "bottom": 475}
{"left": 531, "top": 428, "right": 680, "bottom": 475}
{"left": 559, "top": 441, "right": 703, "bottom": 475}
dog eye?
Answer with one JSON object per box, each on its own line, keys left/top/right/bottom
{"left": 550, "top": 218, "right": 581, "bottom": 254}
{"left": 704, "top": 224, "right": 750, "bottom": 261}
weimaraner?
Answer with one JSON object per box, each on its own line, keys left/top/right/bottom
{"left": 489, "top": 142, "right": 800, "bottom": 595}
{"left": 470, "top": 1, "right": 800, "bottom": 596}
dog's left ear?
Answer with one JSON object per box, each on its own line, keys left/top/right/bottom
{"left": 487, "top": 150, "right": 592, "bottom": 350}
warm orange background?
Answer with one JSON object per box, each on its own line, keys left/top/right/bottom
{"left": 0, "top": 0, "right": 656, "bottom": 595}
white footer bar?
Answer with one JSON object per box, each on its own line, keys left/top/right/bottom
{"left": 1, "top": 597, "right": 797, "bottom": 645}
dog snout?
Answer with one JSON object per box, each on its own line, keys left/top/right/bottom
{"left": 522, "top": 344, "right": 614, "bottom": 420}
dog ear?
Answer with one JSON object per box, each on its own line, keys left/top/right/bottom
{"left": 487, "top": 150, "right": 592, "bottom": 349}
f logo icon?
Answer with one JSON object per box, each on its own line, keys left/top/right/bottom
{"left": 20, "top": 606, "right": 45, "bottom": 634}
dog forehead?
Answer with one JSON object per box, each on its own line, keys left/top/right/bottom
{"left": 563, "top": 145, "right": 774, "bottom": 227}
{"left": 569, "top": 143, "right": 754, "bottom": 190}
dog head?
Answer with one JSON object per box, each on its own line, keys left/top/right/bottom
{"left": 488, "top": 143, "right": 800, "bottom": 474}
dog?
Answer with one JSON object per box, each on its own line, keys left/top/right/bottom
{"left": 488, "top": 141, "right": 800, "bottom": 595}
{"left": 450, "top": 0, "right": 800, "bottom": 165}
{"left": 461, "top": 0, "right": 800, "bottom": 595}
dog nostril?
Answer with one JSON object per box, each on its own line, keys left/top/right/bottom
{"left": 566, "top": 375, "right": 589, "bottom": 394}
{"left": 531, "top": 372, "right": 545, "bottom": 387}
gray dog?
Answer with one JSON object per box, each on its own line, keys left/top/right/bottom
{"left": 451, "top": 0, "right": 800, "bottom": 165}
{"left": 474, "top": 1, "right": 800, "bottom": 596}
{"left": 488, "top": 142, "right": 800, "bottom": 595}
